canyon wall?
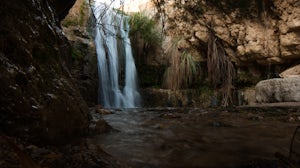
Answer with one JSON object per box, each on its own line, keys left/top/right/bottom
{"left": 162, "top": 0, "right": 300, "bottom": 66}
{"left": 0, "top": 0, "right": 89, "bottom": 144}
{"left": 130, "top": 0, "right": 300, "bottom": 106}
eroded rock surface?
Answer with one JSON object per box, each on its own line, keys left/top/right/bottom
{"left": 0, "top": 0, "right": 89, "bottom": 144}
{"left": 62, "top": 0, "right": 99, "bottom": 106}
{"left": 255, "top": 78, "right": 300, "bottom": 103}
{"left": 163, "top": 0, "right": 300, "bottom": 65}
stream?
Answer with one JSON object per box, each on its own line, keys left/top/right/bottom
{"left": 90, "top": 108, "right": 300, "bottom": 167}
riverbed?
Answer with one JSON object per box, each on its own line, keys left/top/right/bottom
{"left": 89, "top": 107, "right": 300, "bottom": 167}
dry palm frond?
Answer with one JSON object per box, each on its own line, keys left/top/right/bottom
{"left": 207, "top": 30, "right": 235, "bottom": 107}
{"left": 163, "top": 37, "right": 181, "bottom": 90}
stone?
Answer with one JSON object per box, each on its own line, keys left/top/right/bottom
{"left": 238, "top": 88, "right": 256, "bottom": 105}
{"left": 161, "top": 0, "right": 300, "bottom": 66}
{"left": 0, "top": 0, "right": 89, "bottom": 145}
{"left": 280, "top": 64, "right": 300, "bottom": 78}
{"left": 255, "top": 78, "right": 300, "bottom": 103}
{"left": 89, "top": 119, "right": 112, "bottom": 134}
{"left": 95, "top": 107, "right": 112, "bottom": 115}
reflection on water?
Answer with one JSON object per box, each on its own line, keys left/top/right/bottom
{"left": 91, "top": 108, "right": 299, "bottom": 167}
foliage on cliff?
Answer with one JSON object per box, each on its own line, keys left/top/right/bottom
{"left": 129, "top": 12, "right": 161, "bottom": 54}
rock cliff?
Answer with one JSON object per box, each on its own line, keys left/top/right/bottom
{"left": 162, "top": 0, "right": 300, "bottom": 66}
{"left": 0, "top": 0, "right": 89, "bottom": 144}
{"left": 134, "top": 0, "right": 300, "bottom": 106}
{"left": 62, "top": 0, "right": 99, "bottom": 107}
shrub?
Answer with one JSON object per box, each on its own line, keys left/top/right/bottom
{"left": 129, "top": 12, "right": 161, "bottom": 49}
{"left": 163, "top": 37, "right": 197, "bottom": 90}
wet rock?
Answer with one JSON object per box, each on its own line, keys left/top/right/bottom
{"left": 212, "top": 121, "right": 232, "bottom": 127}
{"left": 0, "top": 136, "right": 124, "bottom": 168}
{"left": 141, "top": 88, "right": 214, "bottom": 107}
{"left": 62, "top": 0, "right": 98, "bottom": 106}
{"left": 89, "top": 119, "right": 112, "bottom": 134}
{"left": 160, "top": 113, "right": 181, "bottom": 119}
{"left": 95, "top": 106, "right": 113, "bottom": 115}
{"left": 0, "top": 0, "right": 89, "bottom": 145}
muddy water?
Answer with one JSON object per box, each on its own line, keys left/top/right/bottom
{"left": 91, "top": 108, "right": 300, "bottom": 167}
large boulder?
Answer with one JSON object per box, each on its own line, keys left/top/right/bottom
{"left": 255, "top": 78, "right": 300, "bottom": 103}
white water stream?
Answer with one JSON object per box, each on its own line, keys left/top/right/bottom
{"left": 93, "top": 1, "right": 140, "bottom": 108}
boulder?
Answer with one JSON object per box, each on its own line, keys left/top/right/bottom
{"left": 280, "top": 64, "right": 300, "bottom": 78}
{"left": 255, "top": 78, "right": 300, "bottom": 103}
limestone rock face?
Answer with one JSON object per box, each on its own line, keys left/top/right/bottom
{"left": 162, "top": 0, "right": 300, "bottom": 65}
{"left": 255, "top": 78, "right": 300, "bottom": 103}
{"left": 0, "top": 0, "right": 89, "bottom": 144}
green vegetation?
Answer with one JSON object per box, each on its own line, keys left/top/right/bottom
{"left": 79, "top": 1, "right": 87, "bottom": 26}
{"left": 129, "top": 12, "right": 161, "bottom": 50}
{"left": 180, "top": 51, "right": 197, "bottom": 87}
{"left": 163, "top": 37, "right": 197, "bottom": 90}
{"left": 237, "top": 69, "right": 261, "bottom": 86}
{"left": 138, "top": 65, "right": 165, "bottom": 88}
{"left": 71, "top": 48, "right": 84, "bottom": 61}
{"left": 62, "top": 0, "right": 88, "bottom": 27}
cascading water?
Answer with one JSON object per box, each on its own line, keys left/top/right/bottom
{"left": 93, "top": 1, "right": 141, "bottom": 108}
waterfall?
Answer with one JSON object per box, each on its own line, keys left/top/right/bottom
{"left": 93, "top": 2, "right": 141, "bottom": 108}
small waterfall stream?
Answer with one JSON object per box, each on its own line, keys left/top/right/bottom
{"left": 93, "top": 1, "right": 140, "bottom": 108}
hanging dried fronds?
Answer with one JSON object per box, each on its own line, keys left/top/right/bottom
{"left": 163, "top": 38, "right": 197, "bottom": 90}
{"left": 163, "top": 38, "right": 181, "bottom": 90}
{"left": 207, "top": 29, "right": 235, "bottom": 107}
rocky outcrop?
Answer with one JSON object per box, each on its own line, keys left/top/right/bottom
{"left": 62, "top": 0, "right": 99, "bottom": 106}
{"left": 132, "top": 0, "right": 300, "bottom": 106}
{"left": 0, "top": 0, "right": 89, "bottom": 144}
{"left": 255, "top": 78, "right": 300, "bottom": 103}
{"left": 141, "top": 88, "right": 215, "bottom": 107}
{"left": 162, "top": 0, "right": 300, "bottom": 66}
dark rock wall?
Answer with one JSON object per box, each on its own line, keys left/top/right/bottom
{"left": 0, "top": 0, "right": 89, "bottom": 145}
{"left": 50, "top": 0, "right": 77, "bottom": 21}
{"left": 62, "top": 0, "right": 99, "bottom": 106}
